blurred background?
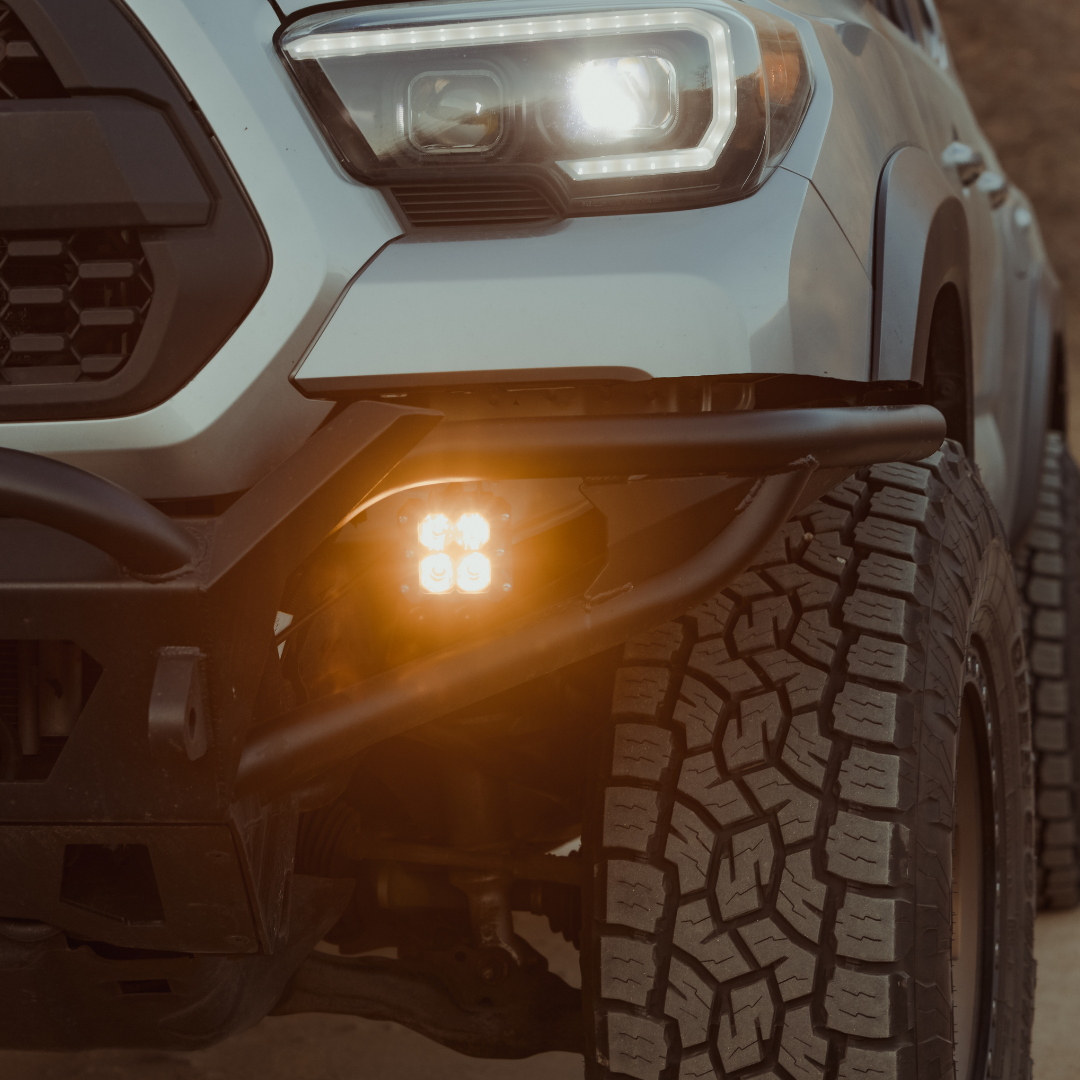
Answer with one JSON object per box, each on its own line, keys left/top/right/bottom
{"left": 935, "top": 4, "right": 1080, "bottom": 1077}
{"left": 0, "top": 1, "right": 1077, "bottom": 1077}
{"left": 938, "top": 0, "right": 1080, "bottom": 443}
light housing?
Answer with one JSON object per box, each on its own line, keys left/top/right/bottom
{"left": 278, "top": 1, "right": 811, "bottom": 221}
{"left": 399, "top": 491, "right": 511, "bottom": 598}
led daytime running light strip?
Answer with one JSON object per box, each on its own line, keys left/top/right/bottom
{"left": 284, "top": 8, "right": 736, "bottom": 181}
{"left": 288, "top": 9, "right": 712, "bottom": 58}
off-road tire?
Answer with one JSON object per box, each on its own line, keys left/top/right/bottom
{"left": 1015, "top": 430, "right": 1080, "bottom": 909}
{"left": 582, "top": 441, "right": 1035, "bottom": 1080}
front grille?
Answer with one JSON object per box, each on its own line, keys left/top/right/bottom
{"left": 0, "top": 231, "right": 154, "bottom": 384}
{"left": 390, "top": 183, "right": 561, "bottom": 228}
{"left": 0, "top": 2, "right": 66, "bottom": 99}
{"left": 0, "top": 6, "right": 151, "bottom": 387}
{"left": 0, "top": 0, "right": 270, "bottom": 419}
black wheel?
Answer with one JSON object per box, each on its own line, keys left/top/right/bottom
{"left": 582, "top": 441, "right": 1035, "bottom": 1080}
{"left": 1015, "top": 430, "right": 1080, "bottom": 909}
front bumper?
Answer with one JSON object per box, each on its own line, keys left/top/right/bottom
{"left": 0, "top": 400, "right": 941, "bottom": 971}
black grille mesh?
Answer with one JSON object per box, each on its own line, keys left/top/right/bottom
{"left": 390, "top": 183, "right": 560, "bottom": 227}
{"left": 0, "top": 231, "right": 154, "bottom": 384}
{"left": 0, "top": 2, "right": 66, "bottom": 99}
{"left": 0, "top": 6, "right": 150, "bottom": 386}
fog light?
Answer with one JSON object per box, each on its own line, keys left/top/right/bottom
{"left": 457, "top": 551, "right": 492, "bottom": 593}
{"left": 419, "top": 552, "right": 454, "bottom": 593}
{"left": 399, "top": 491, "right": 511, "bottom": 599}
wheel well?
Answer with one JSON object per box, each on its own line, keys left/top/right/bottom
{"left": 1049, "top": 332, "right": 1067, "bottom": 433}
{"left": 922, "top": 283, "right": 973, "bottom": 453}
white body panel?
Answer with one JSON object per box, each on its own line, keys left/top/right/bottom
{"left": 295, "top": 171, "right": 871, "bottom": 390}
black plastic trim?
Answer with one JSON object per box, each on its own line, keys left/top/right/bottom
{"left": 0, "top": 445, "right": 197, "bottom": 573}
{"left": 0, "top": 97, "right": 210, "bottom": 230}
{"left": 0, "top": 0, "right": 270, "bottom": 420}
{"left": 298, "top": 365, "right": 653, "bottom": 394}
{"left": 871, "top": 146, "right": 971, "bottom": 386}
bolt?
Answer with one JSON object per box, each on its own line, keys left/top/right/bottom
{"left": 399, "top": 515, "right": 408, "bottom": 524}
{"left": 501, "top": 513, "right": 510, "bottom": 521}
{"left": 502, "top": 583, "right": 512, "bottom": 592}
{"left": 406, "top": 550, "right": 415, "bottom": 558}
{"left": 475, "top": 950, "right": 510, "bottom": 984}
{"left": 400, "top": 584, "right": 409, "bottom": 593}
{"left": 495, "top": 549, "right": 505, "bottom": 557}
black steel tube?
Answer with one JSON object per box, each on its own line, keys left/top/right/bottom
{"left": 0, "top": 447, "right": 197, "bottom": 574}
{"left": 237, "top": 464, "right": 814, "bottom": 798}
{"left": 377, "top": 404, "right": 946, "bottom": 489}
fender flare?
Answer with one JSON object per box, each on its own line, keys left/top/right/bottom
{"left": 1012, "top": 263, "right": 1064, "bottom": 540}
{"left": 872, "top": 146, "right": 971, "bottom": 386}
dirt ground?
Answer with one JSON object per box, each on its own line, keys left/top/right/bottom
{"left": 937, "top": 0, "right": 1080, "bottom": 440}
{"left": 1, "top": 5, "right": 1077, "bottom": 1079}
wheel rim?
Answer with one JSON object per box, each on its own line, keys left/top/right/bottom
{"left": 953, "top": 650, "right": 998, "bottom": 1080}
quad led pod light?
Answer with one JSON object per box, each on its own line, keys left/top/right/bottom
{"left": 399, "top": 493, "right": 511, "bottom": 598}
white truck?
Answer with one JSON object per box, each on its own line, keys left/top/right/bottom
{"left": 0, "top": 0, "right": 1069, "bottom": 1076}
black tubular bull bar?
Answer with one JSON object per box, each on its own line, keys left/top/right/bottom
{"left": 0, "top": 402, "right": 944, "bottom": 808}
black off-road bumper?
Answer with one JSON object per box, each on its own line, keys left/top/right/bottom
{"left": 0, "top": 400, "right": 943, "bottom": 1049}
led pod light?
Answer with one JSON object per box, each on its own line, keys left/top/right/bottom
{"left": 278, "top": 0, "right": 812, "bottom": 217}
{"left": 398, "top": 493, "right": 512, "bottom": 598}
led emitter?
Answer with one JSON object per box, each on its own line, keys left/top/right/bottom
{"left": 419, "top": 552, "right": 454, "bottom": 593}
{"left": 456, "top": 512, "right": 490, "bottom": 550}
{"left": 418, "top": 513, "right": 451, "bottom": 551}
{"left": 457, "top": 552, "right": 492, "bottom": 592}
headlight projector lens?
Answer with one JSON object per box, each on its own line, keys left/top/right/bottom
{"left": 573, "top": 56, "right": 678, "bottom": 136}
{"left": 408, "top": 71, "right": 505, "bottom": 153}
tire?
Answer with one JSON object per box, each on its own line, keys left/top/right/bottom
{"left": 1015, "top": 430, "right": 1080, "bottom": 909}
{"left": 581, "top": 441, "right": 1035, "bottom": 1080}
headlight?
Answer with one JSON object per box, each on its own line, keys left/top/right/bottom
{"left": 399, "top": 492, "right": 511, "bottom": 597}
{"left": 278, "top": 1, "right": 811, "bottom": 221}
